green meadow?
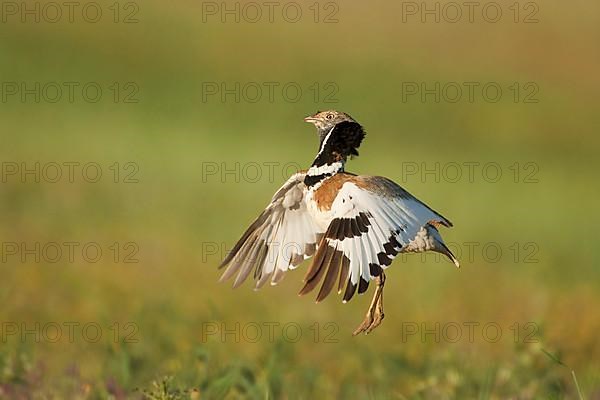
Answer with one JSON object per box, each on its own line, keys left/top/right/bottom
{"left": 0, "top": 0, "right": 599, "bottom": 398}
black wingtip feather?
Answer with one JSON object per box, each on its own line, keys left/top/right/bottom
{"left": 343, "top": 281, "right": 357, "bottom": 302}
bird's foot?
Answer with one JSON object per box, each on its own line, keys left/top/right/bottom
{"left": 352, "top": 302, "right": 384, "bottom": 335}
{"left": 352, "top": 273, "right": 386, "bottom": 336}
{"left": 352, "top": 295, "right": 385, "bottom": 335}
{"left": 352, "top": 309, "right": 375, "bottom": 336}
{"left": 366, "top": 306, "right": 384, "bottom": 334}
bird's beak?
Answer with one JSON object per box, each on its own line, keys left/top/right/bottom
{"left": 304, "top": 115, "right": 317, "bottom": 123}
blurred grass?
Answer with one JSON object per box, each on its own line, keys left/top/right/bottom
{"left": 1, "top": 0, "right": 599, "bottom": 398}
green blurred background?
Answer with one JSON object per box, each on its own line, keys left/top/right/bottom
{"left": 1, "top": 0, "right": 599, "bottom": 398}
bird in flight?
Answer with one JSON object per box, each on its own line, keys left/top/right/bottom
{"left": 219, "top": 110, "right": 459, "bottom": 335}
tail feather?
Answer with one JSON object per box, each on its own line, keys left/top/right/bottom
{"left": 433, "top": 239, "right": 460, "bottom": 268}
{"left": 427, "top": 224, "right": 459, "bottom": 268}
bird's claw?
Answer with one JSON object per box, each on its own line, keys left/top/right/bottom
{"left": 352, "top": 273, "right": 386, "bottom": 336}
{"left": 366, "top": 310, "right": 384, "bottom": 334}
{"left": 352, "top": 304, "right": 384, "bottom": 335}
{"left": 352, "top": 311, "right": 374, "bottom": 336}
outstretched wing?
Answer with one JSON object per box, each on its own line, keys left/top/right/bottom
{"left": 299, "top": 175, "right": 457, "bottom": 303}
{"left": 219, "top": 172, "right": 322, "bottom": 288}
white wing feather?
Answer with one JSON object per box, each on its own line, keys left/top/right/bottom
{"left": 220, "top": 172, "right": 322, "bottom": 288}
{"left": 300, "top": 176, "right": 457, "bottom": 302}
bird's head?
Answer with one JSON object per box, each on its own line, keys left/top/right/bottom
{"left": 304, "top": 110, "right": 356, "bottom": 133}
{"left": 304, "top": 110, "right": 366, "bottom": 164}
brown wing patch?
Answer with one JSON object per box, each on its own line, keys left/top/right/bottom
{"left": 313, "top": 172, "right": 356, "bottom": 211}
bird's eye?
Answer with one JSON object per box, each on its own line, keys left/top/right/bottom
{"left": 326, "top": 114, "right": 334, "bottom": 120}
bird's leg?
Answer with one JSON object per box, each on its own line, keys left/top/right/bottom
{"left": 367, "top": 272, "right": 385, "bottom": 334}
{"left": 352, "top": 288, "right": 379, "bottom": 336}
{"left": 352, "top": 272, "right": 386, "bottom": 335}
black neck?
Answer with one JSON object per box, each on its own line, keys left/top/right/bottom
{"left": 304, "top": 160, "right": 344, "bottom": 187}
{"left": 303, "top": 121, "right": 364, "bottom": 188}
